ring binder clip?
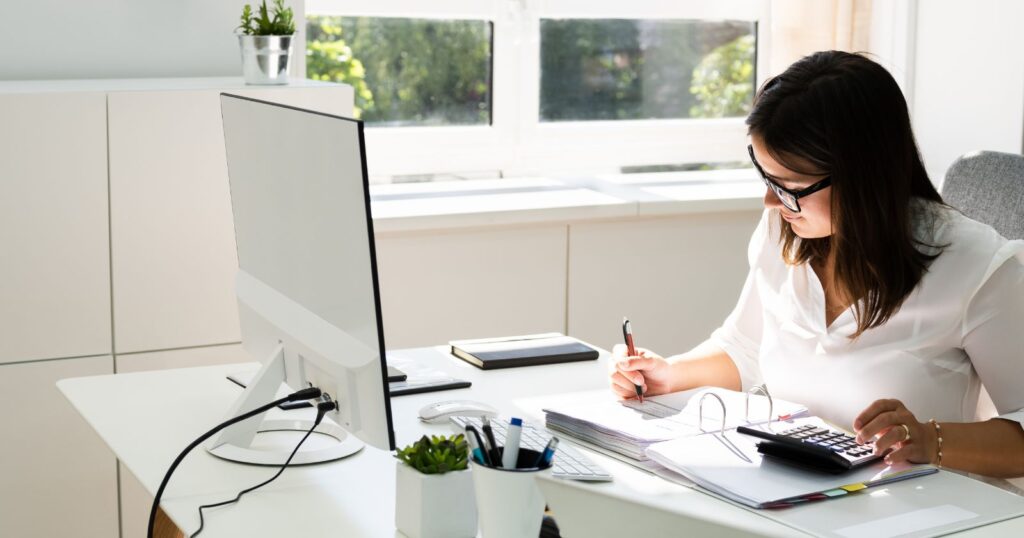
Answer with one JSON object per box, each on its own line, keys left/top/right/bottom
{"left": 745, "top": 384, "right": 774, "bottom": 424}
{"left": 698, "top": 392, "right": 727, "bottom": 435}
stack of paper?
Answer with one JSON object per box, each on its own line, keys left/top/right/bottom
{"left": 645, "top": 416, "right": 937, "bottom": 509}
{"left": 542, "top": 387, "right": 808, "bottom": 461}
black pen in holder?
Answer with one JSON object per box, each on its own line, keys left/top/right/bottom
{"left": 481, "top": 416, "right": 501, "bottom": 464}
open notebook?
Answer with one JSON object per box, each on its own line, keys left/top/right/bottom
{"left": 542, "top": 386, "right": 808, "bottom": 461}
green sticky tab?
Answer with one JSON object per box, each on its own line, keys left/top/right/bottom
{"left": 841, "top": 483, "right": 867, "bottom": 492}
{"left": 823, "top": 489, "right": 848, "bottom": 497}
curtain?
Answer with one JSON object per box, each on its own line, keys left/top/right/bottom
{"left": 769, "top": 0, "right": 875, "bottom": 76}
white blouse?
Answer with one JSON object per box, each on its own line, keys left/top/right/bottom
{"left": 710, "top": 203, "right": 1024, "bottom": 430}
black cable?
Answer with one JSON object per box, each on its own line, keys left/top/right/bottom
{"left": 190, "top": 401, "right": 335, "bottom": 537}
{"left": 147, "top": 387, "right": 322, "bottom": 538}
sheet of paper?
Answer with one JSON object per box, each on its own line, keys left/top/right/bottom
{"left": 542, "top": 386, "right": 807, "bottom": 444}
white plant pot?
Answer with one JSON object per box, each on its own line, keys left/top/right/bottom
{"left": 395, "top": 462, "right": 477, "bottom": 538}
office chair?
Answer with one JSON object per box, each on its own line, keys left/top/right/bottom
{"left": 941, "top": 150, "right": 1024, "bottom": 240}
{"left": 940, "top": 150, "right": 1024, "bottom": 423}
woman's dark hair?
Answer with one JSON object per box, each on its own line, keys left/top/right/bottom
{"left": 746, "top": 50, "right": 944, "bottom": 338}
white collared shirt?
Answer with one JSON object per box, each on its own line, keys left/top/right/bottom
{"left": 710, "top": 203, "right": 1024, "bottom": 430}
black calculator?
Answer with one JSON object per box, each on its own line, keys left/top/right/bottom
{"left": 736, "top": 423, "right": 882, "bottom": 473}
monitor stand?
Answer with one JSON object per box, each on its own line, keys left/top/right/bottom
{"left": 206, "top": 344, "right": 364, "bottom": 465}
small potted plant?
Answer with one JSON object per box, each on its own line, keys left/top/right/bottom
{"left": 236, "top": 0, "right": 296, "bottom": 85}
{"left": 395, "top": 434, "right": 477, "bottom": 538}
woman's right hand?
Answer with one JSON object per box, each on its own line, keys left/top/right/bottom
{"left": 609, "top": 344, "right": 676, "bottom": 399}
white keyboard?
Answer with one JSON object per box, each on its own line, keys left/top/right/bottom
{"left": 451, "top": 416, "right": 612, "bottom": 482}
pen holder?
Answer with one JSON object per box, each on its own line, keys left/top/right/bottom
{"left": 470, "top": 448, "right": 553, "bottom": 538}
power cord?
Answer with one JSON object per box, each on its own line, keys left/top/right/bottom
{"left": 147, "top": 387, "right": 323, "bottom": 538}
{"left": 190, "top": 400, "right": 337, "bottom": 537}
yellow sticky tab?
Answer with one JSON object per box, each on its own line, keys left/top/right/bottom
{"left": 841, "top": 483, "right": 867, "bottom": 492}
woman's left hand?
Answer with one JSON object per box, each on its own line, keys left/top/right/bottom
{"left": 853, "top": 399, "right": 935, "bottom": 465}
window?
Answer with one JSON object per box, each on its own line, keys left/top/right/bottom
{"left": 305, "top": 1, "right": 770, "bottom": 182}
{"left": 540, "top": 19, "right": 755, "bottom": 122}
{"left": 307, "top": 17, "right": 493, "bottom": 127}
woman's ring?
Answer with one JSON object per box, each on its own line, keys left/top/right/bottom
{"left": 899, "top": 423, "right": 911, "bottom": 442}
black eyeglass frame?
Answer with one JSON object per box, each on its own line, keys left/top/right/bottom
{"left": 747, "top": 145, "right": 832, "bottom": 213}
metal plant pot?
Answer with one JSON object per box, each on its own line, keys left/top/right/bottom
{"left": 237, "top": 34, "right": 293, "bottom": 85}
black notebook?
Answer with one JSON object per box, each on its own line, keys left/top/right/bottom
{"left": 450, "top": 333, "right": 599, "bottom": 370}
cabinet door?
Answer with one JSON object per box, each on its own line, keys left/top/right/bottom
{"left": 568, "top": 211, "right": 761, "bottom": 354}
{"left": 374, "top": 226, "right": 568, "bottom": 348}
{"left": 0, "top": 356, "right": 117, "bottom": 538}
{"left": 108, "top": 86, "right": 352, "bottom": 354}
{"left": 0, "top": 92, "right": 111, "bottom": 364}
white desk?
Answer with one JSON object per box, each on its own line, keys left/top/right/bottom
{"left": 58, "top": 346, "right": 1024, "bottom": 537}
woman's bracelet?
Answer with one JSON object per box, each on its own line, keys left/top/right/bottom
{"left": 928, "top": 419, "right": 943, "bottom": 467}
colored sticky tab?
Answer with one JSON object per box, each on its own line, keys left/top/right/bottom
{"left": 841, "top": 483, "right": 867, "bottom": 492}
{"left": 823, "top": 489, "right": 848, "bottom": 497}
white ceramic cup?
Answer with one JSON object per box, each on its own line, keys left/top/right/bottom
{"left": 470, "top": 448, "right": 552, "bottom": 538}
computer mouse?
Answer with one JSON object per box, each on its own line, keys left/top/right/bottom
{"left": 418, "top": 400, "right": 499, "bottom": 423}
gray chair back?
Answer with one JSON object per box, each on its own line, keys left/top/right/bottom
{"left": 941, "top": 150, "right": 1024, "bottom": 240}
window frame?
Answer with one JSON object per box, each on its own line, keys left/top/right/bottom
{"left": 305, "top": 0, "right": 772, "bottom": 180}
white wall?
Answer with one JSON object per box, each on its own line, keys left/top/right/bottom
{"left": 912, "top": 0, "right": 1024, "bottom": 186}
{"left": 0, "top": 0, "right": 305, "bottom": 80}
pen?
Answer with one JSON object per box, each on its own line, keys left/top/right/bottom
{"left": 481, "top": 416, "right": 501, "bottom": 464}
{"left": 622, "top": 318, "right": 644, "bottom": 404}
{"left": 466, "top": 424, "right": 493, "bottom": 465}
{"left": 465, "top": 428, "right": 487, "bottom": 464}
{"left": 502, "top": 417, "right": 523, "bottom": 469}
{"left": 532, "top": 437, "right": 560, "bottom": 468}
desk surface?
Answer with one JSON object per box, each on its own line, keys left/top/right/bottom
{"left": 58, "top": 346, "right": 1024, "bottom": 537}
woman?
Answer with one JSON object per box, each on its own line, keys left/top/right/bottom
{"left": 610, "top": 51, "right": 1024, "bottom": 478}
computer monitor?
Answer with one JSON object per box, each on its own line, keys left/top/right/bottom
{"left": 208, "top": 93, "right": 395, "bottom": 465}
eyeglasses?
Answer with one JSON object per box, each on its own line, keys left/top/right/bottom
{"left": 747, "top": 145, "right": 831, "bottom": 213}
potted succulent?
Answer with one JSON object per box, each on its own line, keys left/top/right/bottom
{"left": 236, "top": 0, "right": 296, "bottom": 85}
{"left": 394, "top": 434, "right": 477, "bottom": 538}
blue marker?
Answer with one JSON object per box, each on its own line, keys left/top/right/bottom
{"left": 502, "top": 417, "right": 523, "bottom": 469}
{"left": 533, "top": 437, "right": 559, "bottom": 468}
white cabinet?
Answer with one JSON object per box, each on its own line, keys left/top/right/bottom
{"left": 0, "top": 92, "right": 111, "bottom": 364}
{"left": 375, "top": 226, "right": 568, "bottom": 348}
{"left": 108, "top": 84, "right": 353, "bottom": 354}
{"left": 0, "top": 79, "right": 353, "bottom": 538}
{"left": 0, "top": 356, "right": 117, "bottom": 538}
{"left": 116, "top": 343, "right": 249, "bottom": 374}
{"left": 567, "top": 210, "right": 761, "bottom": 355}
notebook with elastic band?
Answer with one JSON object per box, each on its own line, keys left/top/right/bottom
{"left": 450, "top": 333, "right": 600, "bottom": 370}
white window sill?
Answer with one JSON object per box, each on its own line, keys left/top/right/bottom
{"left": 370, "top": 169, "right": 765, "bottom": 234}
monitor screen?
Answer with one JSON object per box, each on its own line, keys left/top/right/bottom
{"left": 220, "top": 93, "right": 394, "bottom": 451}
